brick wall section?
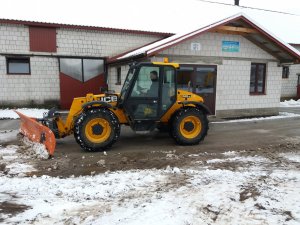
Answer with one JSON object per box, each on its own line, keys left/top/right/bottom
{"left": 160, "top": 32, "right": 275, "bottom": 60}
{"left": 56, "top": 29, "right": 161, "bottom": 56}
{"left": 281, "top": 45, "right": 300, "bottom": 98}
{"left": 108, "top": 65, "right": 130, "bottom": 93}
{"left": 216, "top": 60, "right": 282, "bottom": 112}
{"left": 0, "top": 56, "right": 59, "bottom": 105}
{"left": 0, "top": 24, "right": 29, "bottom": 53}
{"left": 281, "top": 64, "right": 300, "bottom": 98}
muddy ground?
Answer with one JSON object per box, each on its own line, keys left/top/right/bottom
{"left": 1, "top": 113, "right": 300, "bottom": 177}
{"left": 0, "top": 112, "right": 300, "bottom": 224}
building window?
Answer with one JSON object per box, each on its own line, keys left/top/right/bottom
{"left": 250, "top": 63, "right": 266, "bottom": 94}
{"left": 116, "top": 67, "right": 121, "bottom": 85}
{"left": 6, "top": 57, "right": 30, "bottom": 75}
{"left": 59, "top": 58, "right": 104, "bottom": 82}
{"left": 282, "top": 66, "right": 289, "bottom": 79}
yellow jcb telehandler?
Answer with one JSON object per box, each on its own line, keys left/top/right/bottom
{"left": 16, "top": 61, "right": 210, "bottom": 156}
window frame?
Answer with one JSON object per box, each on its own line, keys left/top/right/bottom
{"left": 116, "top": 67, "right": 121, "bottom": 85}
{"left": 59, "top": 57, "right": 105, "bottom": 82}
{"left": 6, "top": 57, "right": 31, "bottom": 75}
{"left": 282, "top": 66, "right": 289, "bottom": 79}
{"left": 250, "top": 63, "right": 266, "bottom": 95}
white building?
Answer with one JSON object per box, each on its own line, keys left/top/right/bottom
{"left": 0, "top": 13, "right": 299, "bottom": 118}
{"left": 108, "top": 13, "right": 300, "bottom": 118}
{"left": 281, "top": 44, "right": 300, "bottom": 99}
{"left": 0, "top": 19, "right": 169, "bottom": 108}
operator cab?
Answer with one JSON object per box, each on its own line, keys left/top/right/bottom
{"left": 119, "top": 63, "right": 177, "bottom": 131}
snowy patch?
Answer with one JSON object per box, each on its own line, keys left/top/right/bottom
{"left": 213, "top": 112, "right": 300, "bottom": 124}
{"left": 0, "top": 143, "right": 299, "bottom": 224}
{"left": 222, "top": 151, "right": 237, "bottom": 156}
{"left": 280, "top": 152, "right": 300, "bottom": 163}
{"left": 0, "top": 145, "right": 18, "bottom": 156}
{"left": 0, "top": 108, "right": 48, "bottom": 119}
{"left": 0, "top": 145, "right": 37, "bottom": 176}
{"left": 0, "top": 159, "right": 299, "bottom": 224}
{"left": 280, "top": 99, "right": 300, "bottom": 107}
{"left": 6, "top": 162, "right": 36, "bottom": 176}
{"left": 206, "top": 156, "right": 269, "bottom": 164}
{"left": 0, "top": 130, "right": 19, "bottom": 144}
{"left": 22, "top": 137, "right": 49, "bottom": 159}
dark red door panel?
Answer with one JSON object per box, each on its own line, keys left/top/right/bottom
{"left": 59, "top": 73, "right": 106, "bottom": 109}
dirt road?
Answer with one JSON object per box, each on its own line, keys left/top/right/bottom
{"left": 1, "top": 113, "right": 300, "bottom": 177}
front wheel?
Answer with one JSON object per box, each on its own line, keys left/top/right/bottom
{"left": 170, "top": 107, "right": 208, "bottom": 145}
{"left": 74, "top": 108, "right": 120, "bottom": 152}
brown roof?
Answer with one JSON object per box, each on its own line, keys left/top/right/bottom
{"left": 0, "top": 18, "right": 173, "bottom": 37}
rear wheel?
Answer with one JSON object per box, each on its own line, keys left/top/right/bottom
{"left": 171, "top": 107, "right": 208, "bottom": 145}
{"left": 74, "top": 108, "right": 120, "bottom": 152}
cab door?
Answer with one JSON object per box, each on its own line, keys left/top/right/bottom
{"left": 123, "top": 64, "right": 176, "bottom": 131}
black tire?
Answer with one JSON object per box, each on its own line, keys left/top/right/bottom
{"left": 170, "top": 107, "right": 208, "bottom": 145}
{"left": 74, "top": 108, "right": 120, "bottom": 152}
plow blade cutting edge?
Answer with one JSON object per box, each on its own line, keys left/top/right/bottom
{"left": 14, "top": 110, "right": 56, "bottom": 156}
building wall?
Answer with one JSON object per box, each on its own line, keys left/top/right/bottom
{"left": 0, "top": 23, "right": 164, "bottom": 106}
{"left": 216, "top": 60, "right": 281, "bottom": 117}
{"left": 157, "top": 32, "right": 281, "bottom": 117}
{"left": 107, "top": 65, "right": 130, "bottom": 93}
{"left": 281, "top": 64, "right": 300, "bottom": 98}
{"left": 57, "top": 29, "right": 161, "bottom": 56}
{"left": 160, "top": 32, "right": 276, "bottom": 60}
{"left": 281, "top": 45, "right": 300, "bottom": 98}
{"left": 0, "top": 24, "right": 29, "bottom": 53}
{"left": 0, "top": 56, "right": 59, "bottom": 106}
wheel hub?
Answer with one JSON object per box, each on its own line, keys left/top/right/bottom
{"left": 85, "top": 118, "right": 112, "bottom": 143}
{"left": 179, "top": 115, "right": 202, "bottom": 139}
{"left": 92, "top": 124, "right": 103, "bottom": 135}
{"left": 183, "top": 121, "right": 194, "bottom": 132}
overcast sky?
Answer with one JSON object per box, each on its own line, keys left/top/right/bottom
{"left": 0, "top": 0, "right": 300, "bottom": 43}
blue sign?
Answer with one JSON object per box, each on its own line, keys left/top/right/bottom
{"left": 222, "top": 41, "right": 240, "bottom": 52}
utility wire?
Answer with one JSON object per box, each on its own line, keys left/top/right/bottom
{"left": 195, "top": 0, "right": 300, "bottom": 16}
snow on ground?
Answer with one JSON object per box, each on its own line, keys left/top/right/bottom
{"left": 0, "top": 143, "right": 299, "bottom": 224}
{"left": 0, "top": 130, "right": 19, "bottom": 143}
{"left": 213, "top": 112, "right": 300, "bottom": 123}
{"left": 22, "top": 137, "right": 49, "bottom": 159}
{"left": 0, "top": 107, "right": 300, "bottom": 224}
{"left": 0, "top": 145, "right": 36, "bottom": 176}
{"left": 0, "top": 108, "right": 48, "bottom": 119}
{"left": 280, "top": 99, "right": 300, "bottom": 107}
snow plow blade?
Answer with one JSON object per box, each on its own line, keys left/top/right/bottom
{"left": 14, "top": 110, "right": 56, "bottom": 156}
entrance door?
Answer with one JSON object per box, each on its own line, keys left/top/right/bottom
{"left": 194, "top": 66, "right": 217, "bottom": 113}
{"left": 177, "top": 65, "right": 217, "bottom": 114}
{"left": 59, "top": 58, "right": 107, "bottom": 109}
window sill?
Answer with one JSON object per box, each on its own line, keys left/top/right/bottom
{"left": 250, "top": 93, "right": 266, "bottom": 96}
{"left": 7, "top": 73, "right": 31, "bottom": 75}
